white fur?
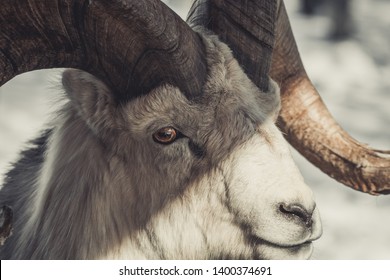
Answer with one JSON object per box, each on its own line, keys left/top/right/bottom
{"left": 104, "top": 120, "right": 322, "bottom": 260}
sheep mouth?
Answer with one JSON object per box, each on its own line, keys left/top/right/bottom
{"left": 253, "top": 236, "right": 312, "bottom": 249}
{"left": 251, "top": 236, "right": 314, "bottom": 259}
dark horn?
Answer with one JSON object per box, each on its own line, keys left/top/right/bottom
{"left": 187, "top": 0, "right": 277, "bottom": 93}
{"left": 0, "top": 0, "right": 207, "bottom": 101}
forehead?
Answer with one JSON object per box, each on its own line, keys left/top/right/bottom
{"left": 123, "top": 35, "right": 280, "bottom": 135}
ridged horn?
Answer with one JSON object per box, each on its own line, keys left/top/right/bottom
{"left": 187, "top": 0, "right": 276, "bottom": 93}
{"left": 188, "top": 0, "right": 390, "bottom": 195}
{"left": 271, "top": 1, "right": 390, "bottom": 195}
{"left": 0, "top": 0, "right": 207, "bottom": 101}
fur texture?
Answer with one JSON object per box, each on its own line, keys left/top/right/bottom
{"left": 0, "top": 33, "right": 321, "bottom": 259}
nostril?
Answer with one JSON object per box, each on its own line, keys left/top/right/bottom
{"left": 279, "top": 203, "right": 313, "bottom": 227}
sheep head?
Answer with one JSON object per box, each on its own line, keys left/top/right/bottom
{"left": 55, "top": 32, "right": 321, "bottom": 259}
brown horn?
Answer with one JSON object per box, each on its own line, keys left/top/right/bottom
{"left": 270, "top": 1, "right": 390, "bottom": 195}
{"left": 0, "top": 0, "right": 207, "bottom": 101}
{"left": 188, "top": 0, "right": 390, "bottom": 195}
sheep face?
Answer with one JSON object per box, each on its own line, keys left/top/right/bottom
{"left": 2, "top": 34, "right": 321, "bottom": 259}
{"left": 63, "top": 34, "right": 321, "bottom": 259}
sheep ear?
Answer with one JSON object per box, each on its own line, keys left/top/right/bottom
{"left": 62, "top": 69, "right": 120, "bottom": 131}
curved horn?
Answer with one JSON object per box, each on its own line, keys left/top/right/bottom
{"left": 0, "top": 0, "right": 207, "bottom": 101}
{"left": 270, "top": 2, "right": 390, "bottom": 195}
{"left": 188, "top": 0, "right": 390, "bottom": 195}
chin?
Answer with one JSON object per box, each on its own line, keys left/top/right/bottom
{"left": 255, "top": 241, "right": 314, "bottom": 260}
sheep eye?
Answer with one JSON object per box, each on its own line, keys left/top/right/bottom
{"left": 153, "top": 127, "right": 178, "bottom": 144}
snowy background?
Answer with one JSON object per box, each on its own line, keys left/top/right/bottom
{"left": 0, "top": 0, "right": 389, "bottom": 259}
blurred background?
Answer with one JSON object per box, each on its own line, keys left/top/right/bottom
{"left": 0, "top": 0, "right": 389, "bottom": 259}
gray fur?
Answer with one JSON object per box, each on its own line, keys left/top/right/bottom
{"left": 0, "top": 33, "right": 284, "bottom": 259}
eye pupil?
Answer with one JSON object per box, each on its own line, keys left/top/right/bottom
{"left": 153, "top": 127, "right": 178, "bottom": 144}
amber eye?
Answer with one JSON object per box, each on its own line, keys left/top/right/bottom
{"left": 153, "top": 127, "right": 178, "bottom": 144}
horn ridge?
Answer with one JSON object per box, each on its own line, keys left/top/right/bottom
{"left": 271, "top": 1, "right": 390, "bottom": 195}
{"left": 187, "top": 0, "right": 277, "bottom": 92}
{"left": 0, "top": 0, "right": 207, "bottom": 101}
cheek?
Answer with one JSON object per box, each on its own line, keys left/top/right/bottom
{"left": 220, "top": 125, "right": 316, "bottom": 243}
{"left": 127, "top": 139, "right": 197, "bottom": 197}
{"left": 153, "top": 142, "right": 194, "bottom": 177}
{"left": 221, "top": 134, "right": 281, "bottom": 220}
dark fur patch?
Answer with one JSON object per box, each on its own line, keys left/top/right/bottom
{"left": 0, "top": 130, "right": 51, "bottom": 259}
